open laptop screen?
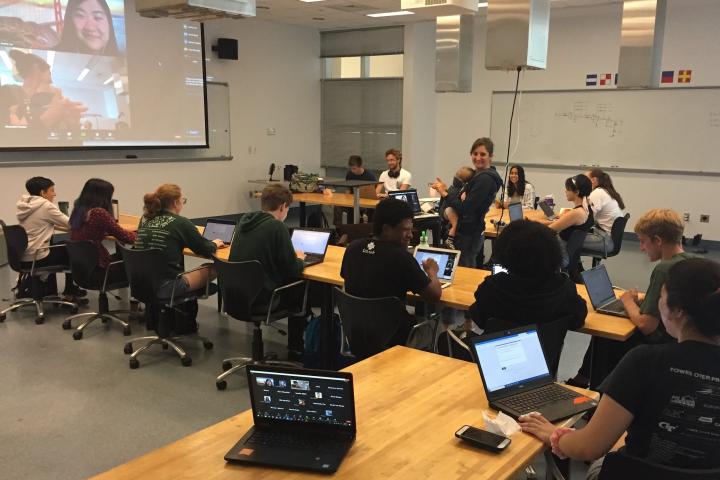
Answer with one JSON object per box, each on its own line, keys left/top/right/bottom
{"left": 203, "top": 219, "right": 236, "bottom": 244}
{"left": 388, "top": 190, "right": 421, "bottom": 214}
{"left": 414, "top": 247, "right": 459, "bottom": 281}
{"left": 473, "top": 329, "right": 551, "bottom": 393}
{"left": 291, "top": 229, "right": 331, "bottom": 256}
{"left": 508, "top": 203, "right": 523, "bottom": 222}
{"left": 582, "top": 265, "right": 617, "bottom": 308}
{"left": 248, "top": 367, "right": 355, "bottom": 429}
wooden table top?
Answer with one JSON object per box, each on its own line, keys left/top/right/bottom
{"left": 293, "top": 192, "right": 379, "bottom": 209}
{"left": 484, "top": 207, "right": 547, "bottom": 238}
{"left": 91, "top": 346, "right": 596, "bottom": 480}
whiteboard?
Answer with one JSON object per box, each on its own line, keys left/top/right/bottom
{"left": 0, "top": 81, "right": 231, "bottom": 166}
{"left": 490, "top": 88, "right": 720, "bottom": 174}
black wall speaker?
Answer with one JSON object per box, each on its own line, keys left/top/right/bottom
{"left": 212, "top": 38, "right": 238, "bottom": 60}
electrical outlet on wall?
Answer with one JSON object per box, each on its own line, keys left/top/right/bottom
{"left": 683, "top": 213, "right": 690, "bottom": 222}
{"left": 700, "top": 214, "right": 710, "bottom": 223}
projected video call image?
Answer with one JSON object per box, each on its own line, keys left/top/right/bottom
{"left": 0, "top": 0, "right": 206, "bottom": 148}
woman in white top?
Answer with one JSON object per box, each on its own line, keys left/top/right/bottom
{"left": 584, "top": 168, "right": 625, "bottom": 253}
{"left": 376, "top": 148, "right": 411, "bottom": 196}
{"left": 498, "top": 165, "right": 536, "bottom": 209}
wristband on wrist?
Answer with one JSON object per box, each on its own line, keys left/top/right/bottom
{"left": 549, "top": 427, "right": 575, "bottom": 459}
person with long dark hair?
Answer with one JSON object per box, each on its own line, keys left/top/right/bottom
{"left": 498, "top": 165, "right": 535, "bottom": 209}
{"left": 55, "top": 0, "right": 120, "bottom": 56}
{"left": 70, "top": 178, "right": 136, "bottom": 274}
{"left": 520, "top": 258, "right": 720, "bottom": 479}
{"left": 584, "top": 168, "right": 626, "bottom": 253}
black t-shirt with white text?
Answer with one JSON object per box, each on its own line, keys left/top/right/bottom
{"left": 600, "top": 341, "right": 720, "bottom": 469}
{"left": 340, "top": 238, "right": 430, "bottom": 301}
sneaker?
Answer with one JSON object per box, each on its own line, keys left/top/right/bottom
{"left": 444, "top": 237, "right": 456, "bottom": 250}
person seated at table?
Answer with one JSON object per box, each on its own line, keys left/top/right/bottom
{"left": 135, "top": 184, "right": 222, "bottom": 298}
{"left": 346, "top": 155, "right": 376, "bottom": 182}
{"left": 376, "top": 149, "right": 411, "bottom": 196}
{"left": 229, "top": 183, "right": 304, "bottom": 305}
{"left": 16, "top": 176, "right": 85, "bottom": 297}
{"left": 69, "top": 178, "right": 136, "bottom": 284}
{"left": 537, "top": 174, "right": 594, "bottom": 269}
{"left": 439, "top": 165, "right": 474, "bottom": 250}
{"left": 470, "top": 219, "right": 587, "bottom": 332}
{"left": 497, "top": 164, "right": 536, "bottom": 210}
{"left": 583, "top": 168, "right": 626, "bottom": 253}
{"left": 520, "top": 257, "right": 720, "bottom": 479}
{"left": 341, "top": 198, "right": 441, "bottom": 346}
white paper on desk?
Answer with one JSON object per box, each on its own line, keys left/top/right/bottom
{"left": 483, "top": 410, "right": 521, "bottom": 437}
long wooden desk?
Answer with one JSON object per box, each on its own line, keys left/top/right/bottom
{"left": 92, "top": 346, "right": 596, "bottom": 480}
{"left": 293, "top": 192, "right": 379, "bottom": 228}
{"left": 484, "top": 207, "right": 547, "bottom": 239}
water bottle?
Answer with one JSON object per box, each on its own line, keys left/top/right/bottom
{"left": 419, "top": 230, "right": 429, "bottom": 247}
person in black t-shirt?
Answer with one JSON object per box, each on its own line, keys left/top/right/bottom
{"left": 345, "top": 155, "right": 376, "bottom": 182}
{"left": 519, "top": 258, "right": 720, "bottom": 478}
{"left": 341, "top": 198, "right": 442, "bottom": 346}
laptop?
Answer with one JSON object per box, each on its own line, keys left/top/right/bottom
{"left": 291, "top": 228, "right": 332, "bottom": 267}
{"left": 358, "top": 184, "right": 378, "bottom": 199}
{"left": 224, "top": 365, "right": 356, "bottom": 473}
{"left": 539, "top": 201, "right": 557, "bottom": 220}
{"left": 388, "top": 189, "right": 436, "bottom": 219}
{"left": 413, "top": 246, "right": 461, "bottom": 289}
{"left": 581, "top": 265, "right": 628, "bottom": 317}
{"left": 203, "top": 218, "right": 237, "bottom": 245}
{"left": 508, "top": 202, "right": 523, "bottom": 222}
{"left": 469, "top": 326, "right": 597, "bottom": 422}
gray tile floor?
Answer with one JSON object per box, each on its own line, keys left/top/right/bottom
{"left": 0, "top": 238, "right": 716, "bottom": 480}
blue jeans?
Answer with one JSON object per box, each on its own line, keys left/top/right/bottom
{"left": 456, "top": 232, "right": 484, "bottom": 268}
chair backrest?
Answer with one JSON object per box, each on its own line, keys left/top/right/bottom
{"left": 1, "top": 222, "right": 29, "bottom": 272}
{"left": 599, "top": 451, "right": 720, "bottom": 479}
{"left": 534, "top": 196, "right": 540, "bottom": 209}
{"left": 333, "top": 288, "right": 409, "bottom": 360}
{"left": 117, "top": 244, "right": 167, "bottom": 304}
{"left": 334, "top": 222, "right": 373, "bottom": 246}
{"left": 607, "top": 213, "right": 630, "bottom": 257}
{"left": 65, "top": 241, "right": 102, "bottom": 289}
{"left": 565, "top": 229, "right": 589, "bottom": 270}
{"left": 213, "top": 258, "right": 264, "bottom": 322}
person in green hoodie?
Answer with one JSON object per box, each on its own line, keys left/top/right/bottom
{"left": 229, "top": 183, "right": 304, "bottom": 304}
{"left": 135, "top": 183, "right": 223, "bottom": 298}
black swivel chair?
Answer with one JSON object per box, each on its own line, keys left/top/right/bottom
{"left": 597, "top": 451, "right": 720, "bottom": 480}
{"left": 0, "top": 221, "right": 77, "bottom": 324}
{"left": 581, "top": 213, "right": 630, "bottom": 268}
{"left": 564, "top": 229, "right": 590, "bottom": 284}
{"left": 333, "top": 288, "right": 439, "bottom": 361}
{"left": 118, "top": 244, "right": 216, "bottom": 368}
{"left": 62, "top": 240, "right": 131, "bottom": 340}
{"left": 213, "top": 258, "right": 307, "bottom": 390}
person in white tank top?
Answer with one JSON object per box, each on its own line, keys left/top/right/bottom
{"left": 584, "top": 169, "right": 626, "bottom": 254}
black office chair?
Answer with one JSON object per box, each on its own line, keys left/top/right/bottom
{"left": 564, "top": 229, "right": 589, "bottom": 284}
{"left": 581, "top": 213, "right": 630, "bottom": 268}
{"left": 0, "top": 221, "right": 77, "bottom": 324}
{"left": 333, "top": 288, "right": 438, "bottom": 361}
{"left": 597, "top": 451, "right": 720, "bottom": 479}
{"left": 62, "top": 241, "right": 131, "bottom": 339}
{"left": 118, "top": 244, "right": 216, "bottom": 368}
{"left": 334, "top": 222, "right": 373, "bottom": 247}
{"left": 213, "top": 258, "right": 307, "bottom": 390}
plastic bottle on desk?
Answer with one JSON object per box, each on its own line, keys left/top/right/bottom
{"left": 419, "top": 230, "right": 429, "bottom": 247}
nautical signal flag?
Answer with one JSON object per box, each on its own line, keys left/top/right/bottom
{"left": 678, "top": 69, "right": 692, "bottom": 83}
{"left": 586, "top": 74, "right": 597, "bottom": 86}
{"left": 599, "top": 73, "right": 613, "bottom": 86}
{"left": 661, "top": 71, "right": 674, "bottom": 83}
{"left": 586, "top": 73, "right": 618, "bottom": 87}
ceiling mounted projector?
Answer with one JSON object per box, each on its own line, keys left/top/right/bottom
{"left": 401, "top": 0, "right": 478, "bottom": 17}
{"left": 135, "top": 0, "right": 255, "bottom": 21}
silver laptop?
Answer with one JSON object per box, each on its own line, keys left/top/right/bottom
{"left": 203, "top": 218, "right": 237, "bottom": 245}
{"left": 508, "top": 203, "right": 523, "bottom": 222}
{"left": 291, "top": 229, "right": 332, "bottom": 267}
{"left": 539, "top": 201, "right": 557, "bottom": 220}
{"left": 388, "top": 190, "right": 436, "bottom": 220}
{"left": 413, "top": 246, "right": 461, "bottom": 289}
{"left": 581, "top": 265, "right": 628, "bottom": 317}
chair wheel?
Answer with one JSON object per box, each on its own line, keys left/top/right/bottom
{"left": 72, "top": 331, "right": 83, "bottom": 340}
{"left": 203, "top": 341, "right": 213, "bottom": 350}
{"left": 216, "top": 380, "right": 227, "bottom": 391}
{"left": 222, "top": 360, "right": 233, "bottom": 371}
{"left": 123, "top": 343, "right": 133, "bottom": 354}
{"left": 35, "top": 316, "right": 45, "bottom": 325}
{"left": 123, "top": 326, "right": 132, "bottom": 336}
{"left": 0, "top": 313, "right": 5, "bottom": 322}
{"left": 62, "top": 320, "right": 72, "bottom": 330}
{"left": 129, "top": 358, "right": 140, "bottom": 369}
{"left": 181, "top": 357, "right": 192, "bottom": 367}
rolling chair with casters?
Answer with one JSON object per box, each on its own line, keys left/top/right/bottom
{"left": 580, "top": 213, "right": 630, "bottom": 268}
{"left": 118, "top": 245, "right": 216, "bottom": 369}
{"left": 213, "top": 258, "right": 307, "bottom": 391}
{"left": 563, "top": 229, "right": 589, "bottom": 284}
{"left": 0, "top": 221, "right": 78, "bottom": 324}
{"left": 333, "top": 288, "right": 439, "bottom": 361}
{"left": 62, "top": 241, "right": 132, "bottom": 339}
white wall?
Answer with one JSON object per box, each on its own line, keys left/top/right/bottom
{"left": 0, "top": 18, "right": 320, "bottom": 223}
{"left": 403, "top": 0, "right": 720, "bottom": 239}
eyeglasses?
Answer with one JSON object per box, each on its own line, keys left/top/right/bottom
{"left": 182, "top": 197, "right": 187, "bottom": 205}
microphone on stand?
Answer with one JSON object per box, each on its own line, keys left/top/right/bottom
{"left": 268, "top": 163, "right": 276, "bottom": 182}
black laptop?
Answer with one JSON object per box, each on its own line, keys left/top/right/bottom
{"left": 538, "top": 200, "right": 557, "bottom": 220}
{"left": 224, "top": 365, "right": 356, "bottom": 473}
{"left": 582, "top": 265, "right": 628, "bottom": 317}
{"left": 291, "top": 229, "right": 332, "bottom": 267}
{"left": 387, "top": 189, "right": 433, "bottom": 218}
{"left": 469, "top": 326, "right": 597, "bottom": 422}
{"left": 203, "top": 218, "right": 237, "bottom": 245}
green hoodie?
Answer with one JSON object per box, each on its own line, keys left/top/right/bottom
{"left": 229, "top": 211, "right": 304, "bottom": 294}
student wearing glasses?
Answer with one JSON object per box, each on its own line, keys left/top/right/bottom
{"left": 135, "top": 184, "right": 223, "bottom": 298}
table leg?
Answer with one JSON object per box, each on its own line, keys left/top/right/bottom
{"left": 299, "top": 202, "right": 307, "bottom": 228}
{"left": 352, "top": 189, "right": 361, "bottom": 224}
{"left": 319, "top": 282, "right": 335, "bottom": 369}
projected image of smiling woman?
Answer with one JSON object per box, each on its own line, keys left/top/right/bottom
{"left": 56, "top": 0, "right": 120, "bottom": 56}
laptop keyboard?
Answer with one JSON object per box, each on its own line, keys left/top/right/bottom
{"left": 603, "top": 298, "right": 625, "bottom": 313}
{"left": 498, "top": 384, "right": 580, "bottom": 414}
{"left": 247, "top": 430, "right": 348, "bottom": 453}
